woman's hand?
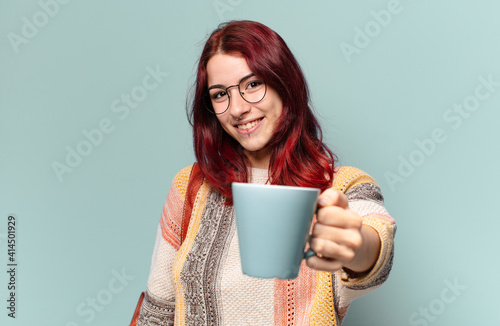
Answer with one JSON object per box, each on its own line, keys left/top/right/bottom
{"left": 306, "top": 189, "right": 381, "bottom": 273}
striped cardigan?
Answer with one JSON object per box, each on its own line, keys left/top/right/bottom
{"left": 138, "top": 165, "right": 396, "bottom": 325}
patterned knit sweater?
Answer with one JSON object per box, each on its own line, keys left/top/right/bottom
{"left": 138, "top": 165, "right": 396, "bottom": 326}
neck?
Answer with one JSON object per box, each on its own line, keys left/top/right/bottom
{"left": 244, "top": 148, "right": 271, "bottom": 169}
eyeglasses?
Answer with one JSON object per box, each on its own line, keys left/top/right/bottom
{"left": 205, "top": 74, "right": 267, "bottom": 115}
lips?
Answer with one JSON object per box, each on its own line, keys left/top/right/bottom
{"left": 236, "top": 118, "right": 263, "bottom": 130}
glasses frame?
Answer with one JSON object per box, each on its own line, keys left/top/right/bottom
{"left": 205, "top": 74, "right": 267, "bottom": 115}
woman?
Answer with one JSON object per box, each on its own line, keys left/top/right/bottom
{"left": 137, "top": 20, "right": 396, "bottom": 325}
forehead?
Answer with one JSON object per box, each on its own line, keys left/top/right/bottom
{"left": 206, "top": 53, "right": 252, "bottom": 87}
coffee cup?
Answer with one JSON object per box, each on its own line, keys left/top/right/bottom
{"left": 232, "top": 183, "right": 319, "bottom": 280}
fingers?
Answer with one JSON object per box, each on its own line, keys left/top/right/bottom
{"left": 316, "top": 206, "right": 362, "bottom": 230}
{"left": 308, "top": 189, "right": 364, "bottom": 273}
{"left": 309, "top": 236, "right": 356, "bottom": 263}
{"left": 311, "top": 223, "right": 362, "bottom": 251}
{"left": 306, "top": 255, "right": 343, "bottom": 272}
{"left": 318, "top": 189, "right": 348, "bottom": 209}
{"left": 306, "top": 233, "right": 360, "bottom": 273}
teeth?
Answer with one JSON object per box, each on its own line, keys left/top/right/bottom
{"left": 237, "top": 118, "right": 261, "bottom": 130}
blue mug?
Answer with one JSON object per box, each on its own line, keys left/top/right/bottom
{"left": 232, "top": 183, "right": 319, "bottom": 280}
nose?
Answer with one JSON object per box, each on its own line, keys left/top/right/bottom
{"left": 227, "top": 85, "right": 250, "bottom": 120}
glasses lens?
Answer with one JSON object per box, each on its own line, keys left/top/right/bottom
{"left": 205, "top": 75, "right": 267, "bottom": 115}
{"left": 239, "top": 75, "right": 266, "bottom": 103}
{"left": 207, "top": 88, "right": 229, "bottom": 114}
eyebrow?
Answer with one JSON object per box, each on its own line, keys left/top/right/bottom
{"left": 207, "top": 73, "right": 255, "bottom": 90}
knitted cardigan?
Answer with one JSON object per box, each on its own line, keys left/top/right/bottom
{"left": 138, "top": 165, "right": 396, "bottom": 326}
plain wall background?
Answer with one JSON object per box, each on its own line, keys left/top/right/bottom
{"left": 1, "top": 0, "right": 499, "bottom": 325}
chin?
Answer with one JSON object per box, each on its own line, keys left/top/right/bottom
{"left": 242, "top": 144, "right": 270, "bottom": 155}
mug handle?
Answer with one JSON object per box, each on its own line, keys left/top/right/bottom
{"left": 304, "top": 206, "right": 320, "bottom": 259}
{"left": 304, "top": 249, "right": 316, "bottom": 259}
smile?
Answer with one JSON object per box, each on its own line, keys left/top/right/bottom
{"left": 236, "top": 118, "right": 263, "bottom": 130}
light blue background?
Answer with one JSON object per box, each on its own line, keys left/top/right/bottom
{"left": 1, "top": 0, "right": 499, "bottom": 325}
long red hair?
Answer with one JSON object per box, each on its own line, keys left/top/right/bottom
{"left": 188, "top": 20, "right": 335, "bottom": 203}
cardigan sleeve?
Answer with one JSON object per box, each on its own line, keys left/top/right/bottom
{"left": 332, "top": 166, "right": 396, "bottom": 308}
{"left": 137, "top": 165, "right": 193, "bottom": 325}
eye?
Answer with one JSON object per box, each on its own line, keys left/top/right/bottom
{"left": 248, "top": 80, "right": 262, "bottom": 88}
{"left": 244, "top": 78, "right": 264, "bottom": 92}
{"left": 210, "top": 89, "right": 227, "bottom": 102}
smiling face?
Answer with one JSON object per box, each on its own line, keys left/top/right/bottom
{"left": 206, "top": 53, "right": 283, "bottom": 168}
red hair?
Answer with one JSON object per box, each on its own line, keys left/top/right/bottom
{"left": 188, "top": 20, "right": 335, "bottom": 203}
